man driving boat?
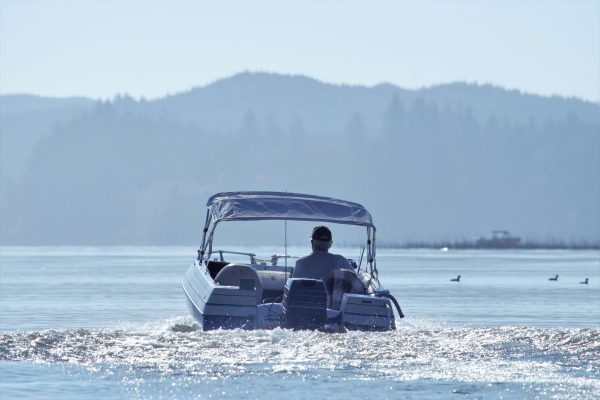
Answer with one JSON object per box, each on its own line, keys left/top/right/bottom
{"left": 292, "top": 226, "right": 351, "bottom": 279}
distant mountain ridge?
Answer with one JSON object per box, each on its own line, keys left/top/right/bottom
{"left": 1, "top": 72, "right": 599, "bottom": 245}
{"left": 126, "top": 72, "right": 600, "bottom": 132}
{"left": 3, "top": 71, "right": 598, "bottom": 124}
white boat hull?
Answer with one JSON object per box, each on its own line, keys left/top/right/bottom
{"left": 182, "top": 262, "right": 396, "bottom": 331}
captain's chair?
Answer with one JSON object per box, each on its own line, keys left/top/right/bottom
{"left": 214, "top": 264, "right": 263, "bottom": 304}
{"left": 321, "top": 268, "right": 366, "bottom": 310}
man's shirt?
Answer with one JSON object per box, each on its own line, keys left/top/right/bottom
{"left": 292, "top": 250, "right": 351, "bottom": 280}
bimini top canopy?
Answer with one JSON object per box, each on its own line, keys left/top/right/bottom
{"left": 206, "top": 191, "right": 374, "bottom": 228}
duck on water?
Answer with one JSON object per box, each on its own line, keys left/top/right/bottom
{"left": 181, "top": 191, "right": 404, "bottom": 331}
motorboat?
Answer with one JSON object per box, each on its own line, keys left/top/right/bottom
{"left": 476, "top": 230, "right": 521, "bottom": 249}
{"left": 182, "top": 191, "right": 403, "bottom": 331}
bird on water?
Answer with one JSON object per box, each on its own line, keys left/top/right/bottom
{"left": 450, "top": 275, "right": 461, "bottom": 282}
{"left": 580, "top": 278, "right": 589, "bottom": 284}
{"left": 549, "top": 274, "right": 559, "bottom": 281}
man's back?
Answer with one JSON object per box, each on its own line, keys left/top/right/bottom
{"left": 293, "top": 251, "right": 351, "bottom": 280}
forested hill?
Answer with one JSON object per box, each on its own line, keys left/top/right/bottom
{"left": 1, "top": 72, "right": 598, "bottom": 245}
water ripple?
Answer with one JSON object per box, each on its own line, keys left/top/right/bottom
{"left": 1, "top": 318, "right": 599, "bottom": 397}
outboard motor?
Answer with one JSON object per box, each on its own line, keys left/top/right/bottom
{"left": 282, "top": 278, "right": 327, "bottom": 329}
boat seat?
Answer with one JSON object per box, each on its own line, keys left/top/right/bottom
{"left": 321, "top": 269, "right": 366, "bottom": 310}
{"left": 214, "top": 264, "right": 263, "bottom": 304}
{"left": 207, "top": 261, "right": 230, "bottom": 279}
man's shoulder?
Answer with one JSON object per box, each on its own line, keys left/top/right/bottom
{"left": 295, "top": 252, "right": 347, "bottom": 265}
{"left": 295, "top": 254, "right": 312, "bottom": 263}
{"left": 317, "top": 252, "right": 347, "bottom": 262}
{"left": 330, "top": 252, "right": 347, "bottom": 260}
{"left": 331, "top": 253, "right": 350, "bottom": 267}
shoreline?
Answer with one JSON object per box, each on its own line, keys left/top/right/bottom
{"left": 378, "top": 241, "right": 600, "bottom": 250}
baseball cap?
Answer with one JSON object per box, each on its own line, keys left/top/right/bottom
{"left": 311, "top": 226, "right": 332, "bottom": 241}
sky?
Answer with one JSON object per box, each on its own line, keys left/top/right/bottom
{"left": 0, "top": 0, "right": 598, "bottom": 102}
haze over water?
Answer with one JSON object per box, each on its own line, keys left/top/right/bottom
{"left": 1, "top": 247, "right": 598, "bottom": 399}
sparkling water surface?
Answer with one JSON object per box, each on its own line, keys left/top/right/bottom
{"left": 1, "top": 247, "right": 599, "bottom": 399}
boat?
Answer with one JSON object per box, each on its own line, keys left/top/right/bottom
{"left": 475, "top": 230, "right": 521, "bottom": 249}
{"left": 182, "top": 191, "right": 403, "bottom": 331}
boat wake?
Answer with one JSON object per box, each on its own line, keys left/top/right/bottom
{"left": 1, "top": 318, "right": 599, "bottom": 399}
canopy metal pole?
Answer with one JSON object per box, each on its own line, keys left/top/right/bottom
{"left": 206, "top": 223, "right": 218, "bottom": 261}
{"left": 365, "top": 227, "right": 370, "bottom": 270}
{"left": 197, "top": 210, "right": 212, "bottom": 262}
{"left": 284, "top": 220, "right": 288, "bottom": 265}
{"left": 372, "top": 227, "right": 377, "bottom": 272}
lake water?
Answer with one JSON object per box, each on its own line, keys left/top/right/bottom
{"left": 0, "top": 247, "right": 599, "bottom": 399}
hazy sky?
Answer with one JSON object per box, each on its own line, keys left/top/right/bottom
{"left": 1, "top": 0, "right": 598, "bottom": 102}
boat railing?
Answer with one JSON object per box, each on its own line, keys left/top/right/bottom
{"left": 267, "top": 254, "right": 298, "bottom": 266}
{"left": 210, "top": 250, "right": 257, "bottom": 264}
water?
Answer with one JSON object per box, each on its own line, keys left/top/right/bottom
{"left": 0, "top": 247, "right": 599, "bottom": 399}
